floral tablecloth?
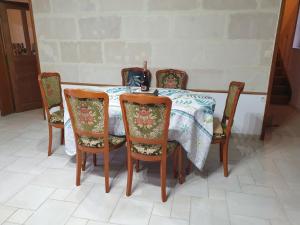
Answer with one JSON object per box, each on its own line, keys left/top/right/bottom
{"left": 62, "top": 86, "right": 216, "bottom": 170}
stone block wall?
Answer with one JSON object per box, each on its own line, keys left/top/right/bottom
{"left": 31, "top": 0, "right": 281, "bottom": 92}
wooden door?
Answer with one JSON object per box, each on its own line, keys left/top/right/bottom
{"left": 0, "top": 17, "right": 14, "bottom": 115}
{"left": 0, "top": 1, "right": 41, "bottom": 113}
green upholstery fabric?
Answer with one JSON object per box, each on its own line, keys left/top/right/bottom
{"left": 124, "top": 102, "right": 167, "bottom": 139}
{"left": 78, "top": 135, "right": 126, "bottom": 148}
{"left": 41, "top": 76, "right": 62, "bottom": 109}
{"left": 225, "top": 85, "right": 239, "bottom": 118}
{"left": 157, "top": 71, "right": 185, "bottom": 89}
{"left": 213, "top": 117, "right": 226, "bottom": 139}
{"left": 131, "top": 141, "right": 178, "bottom": 156}
{"left": 49, "top": 109, "right": 64, "bottom": 124}
{"left": 69, "top": 97, "right": 105, "bottom": 133}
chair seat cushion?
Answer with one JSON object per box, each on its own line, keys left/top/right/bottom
{"left": 49, "top": 110, "right": 64, "bottom": 124}
{"left": 213, "top": 117, "right": 226, "bottom": 139}
{"left": 131, "top": 141, "right": 179, "bottom": 156}
{"left": 78, "top": 135, "right": 126, "bottom": 149}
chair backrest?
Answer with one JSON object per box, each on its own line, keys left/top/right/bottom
{"left": 38, "top": 72, "right": 63, "bottom": 120}
{"left": 156, "top": 69, "right": 188, "bottom": 89}
{"left": 222, "top": 81, "right": 245, "bottom": 136}
{"left": 121, "top": 67, "right": 151, "bottom": 87}
{"left": 120, "top": 94, "right": 172, "bottom": 156}
{"left": 64, "top": 89, "right": 109, "bottom": 148}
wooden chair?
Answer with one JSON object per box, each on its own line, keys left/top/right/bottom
{"left": 38, "top": 72, "right": 64, "bottom": 156}
{"left": 156, "top": 69, "right": 188, "bottom": 89}
{"left": 121, "top": 67, "right": 151, "bottom": 87}
{"left": 187, "top": 81, "right": 245, "bottom": 177}
{"left": 64, "top": 89, "right": 126, "bottom": 193}
{"left": 120, "top": 94, "right": 184, "bottom": 202}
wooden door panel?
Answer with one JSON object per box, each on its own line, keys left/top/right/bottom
{"left": 0, "top": 2, "right": 41, "bottom": 113}
{"left": 0, "top": 18, "right": 14, "bottom": 115}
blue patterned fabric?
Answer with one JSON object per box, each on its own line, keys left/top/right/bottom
{"left": 127, "top": 71, "right": 144, "bottom": 87}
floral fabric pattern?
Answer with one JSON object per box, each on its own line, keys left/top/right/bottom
{"left": 69, "top": 97, "right": 104, "bottom": 133}
{"left": 49, "top": 109, "right": 64, "bottom": 124}
{"left": 41, "top": 76, "right": 62, "bottom": 108}
{"left": 131, "top": 141, "right": 178, "bottom": 156}
{"left": 78, "top": 135, "right": 125, "bottom": 148}
{"left": 124, "top": 102, "right": 166, "bottom": 139}
{"left": 157, "top": 72, "right": 185, "bottom": 89}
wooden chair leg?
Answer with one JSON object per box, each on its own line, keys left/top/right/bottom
{"left": 160, "top": 159, "right": 167, "bottom": 202}
{"left": 103, "top": 151, "right": 110, "bottom": 193}
{"left": 82, "top": 152, "right": 87, "bottom": 171}
{"left": 76, "top": 150, "right": 82, "bottom": 186}
{"left": 60, "top": 128, "right": 64, "bottom": 145}
{"left": 178, "top": 147, "right": 185, "bottom": 184}
{"left": 219, "top": 143, "right": 223, "bottom": 162}
{"left": 48, "top": 125, "right": 53, "bottom": 156}
{"left": 222, "top": 141, "right": 229, "bottom": 177}
{"left": 186, "top": 159, "right": 193, "bottom": 175}
{"left": 126, "top": 155, "right": 133, "bottom": 197}
{"left": 93, "top": 154, "right": 97, "bottom": 166}
{"left": 173, "top": 151, "right": 178, "bottom": 178}
{"left": 135, "top": 160, "right": 140, "bottom": 172}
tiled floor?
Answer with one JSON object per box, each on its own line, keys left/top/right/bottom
{"left": 0, "top": 106, "right": 300, "bottom": 225}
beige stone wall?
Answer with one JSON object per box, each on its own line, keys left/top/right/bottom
{"left": 31, "top": 0, "right": 281, "bottom": 92}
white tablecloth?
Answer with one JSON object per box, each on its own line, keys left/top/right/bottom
{"left": 62, "top": 86, "right": 216, "bottom": 170}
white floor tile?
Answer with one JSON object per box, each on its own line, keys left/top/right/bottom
{"left": 190, "top": 197, "right": 230, "bottom": 225}
{"left": 175, "top": 173, "right": 208, "bottom": 198}
{"left": 284, "top": 208, "right": 300, "bottom": 225}
{"left": 130, "top": 182, "right": 172, "bottom": 203}
{"left": 25, "top": 199, "right": 77, "bottom": 225}
{"left": 31, "top": 168, "right": 75, "bottom": 189}
{"left": 238, "top": 175, "right": 255, "bottom": 185}
{"left": 171, "top": 194, "right": 191, "bottom": 220}
{"left": 65, "top": 183, "right": 94, "bottom": 203}
{"left": 65, "top": 217, "right": 88, "bottom": 225}
{"left": 73, "top": 184, "right": 122, "bottom": 222}
{"left": 152, "top": 200, "right": 172, "bottom": 217}
{"left": 110, "top": 198, "right": 153, "bottom": 225}
{"left": 227, "top": 192, "right": 286, "bottom": 220}
{"left": 0, "top": 171, "right": 34, "bottom": 203}
{"left": 86, "top": 221, "right": 111, "bottom": 225}
{"left": 7, "top": 209, "right": 33, "bottom": 224}
{"left": 49, "top": 189, "right": 72, "bottom": 201}
{"left": 241, "top": 185, "right": 276, "bottom": 197}
{"left": 208, "top": 172, "right": 241, "bottom": 192}
{"left": 149, "top": 215, "right": 188, "bottom": 225}
{"left": 230, "top": 215, "right": 270, "bottom": 225}
{"left": 4, "top": 157, "right": 46, "bottom": 175}
{"left": 6, "top": 185, "right": 54, "bottom": 209}
{"left": 0, "top": 205, "right": 17, "bottom": 224}
{"left": 208, "top": 188, "right": 226, "bottom": 200}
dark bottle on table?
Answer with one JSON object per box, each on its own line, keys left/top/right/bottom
{"left": 141, "top": 61, "right": 149, "bottom": 91}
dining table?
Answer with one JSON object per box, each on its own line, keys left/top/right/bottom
{"left": 62, "top": 85, "right": 216, "bottom": 170}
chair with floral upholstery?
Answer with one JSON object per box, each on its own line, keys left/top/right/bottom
{"left": 121, "top": 67, "right": 151, "bottom": 87}
{"left": 156, "top": 69, "right": 188, "bottom": 89}
{"left": 187, "top": 81, "right": 245, "bottom": 177}
{"left": 64, "top": 89, "right": 126, "bottom": 193}
{"left": 38, "top": 73, "right": 64, "bottom": 156}
{"left": 120, "top": 94, "right": 184, "bottom": 202}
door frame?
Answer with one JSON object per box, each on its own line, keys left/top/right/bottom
{"left": 260, "top": 0, "right": 286, "bottom": 140}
